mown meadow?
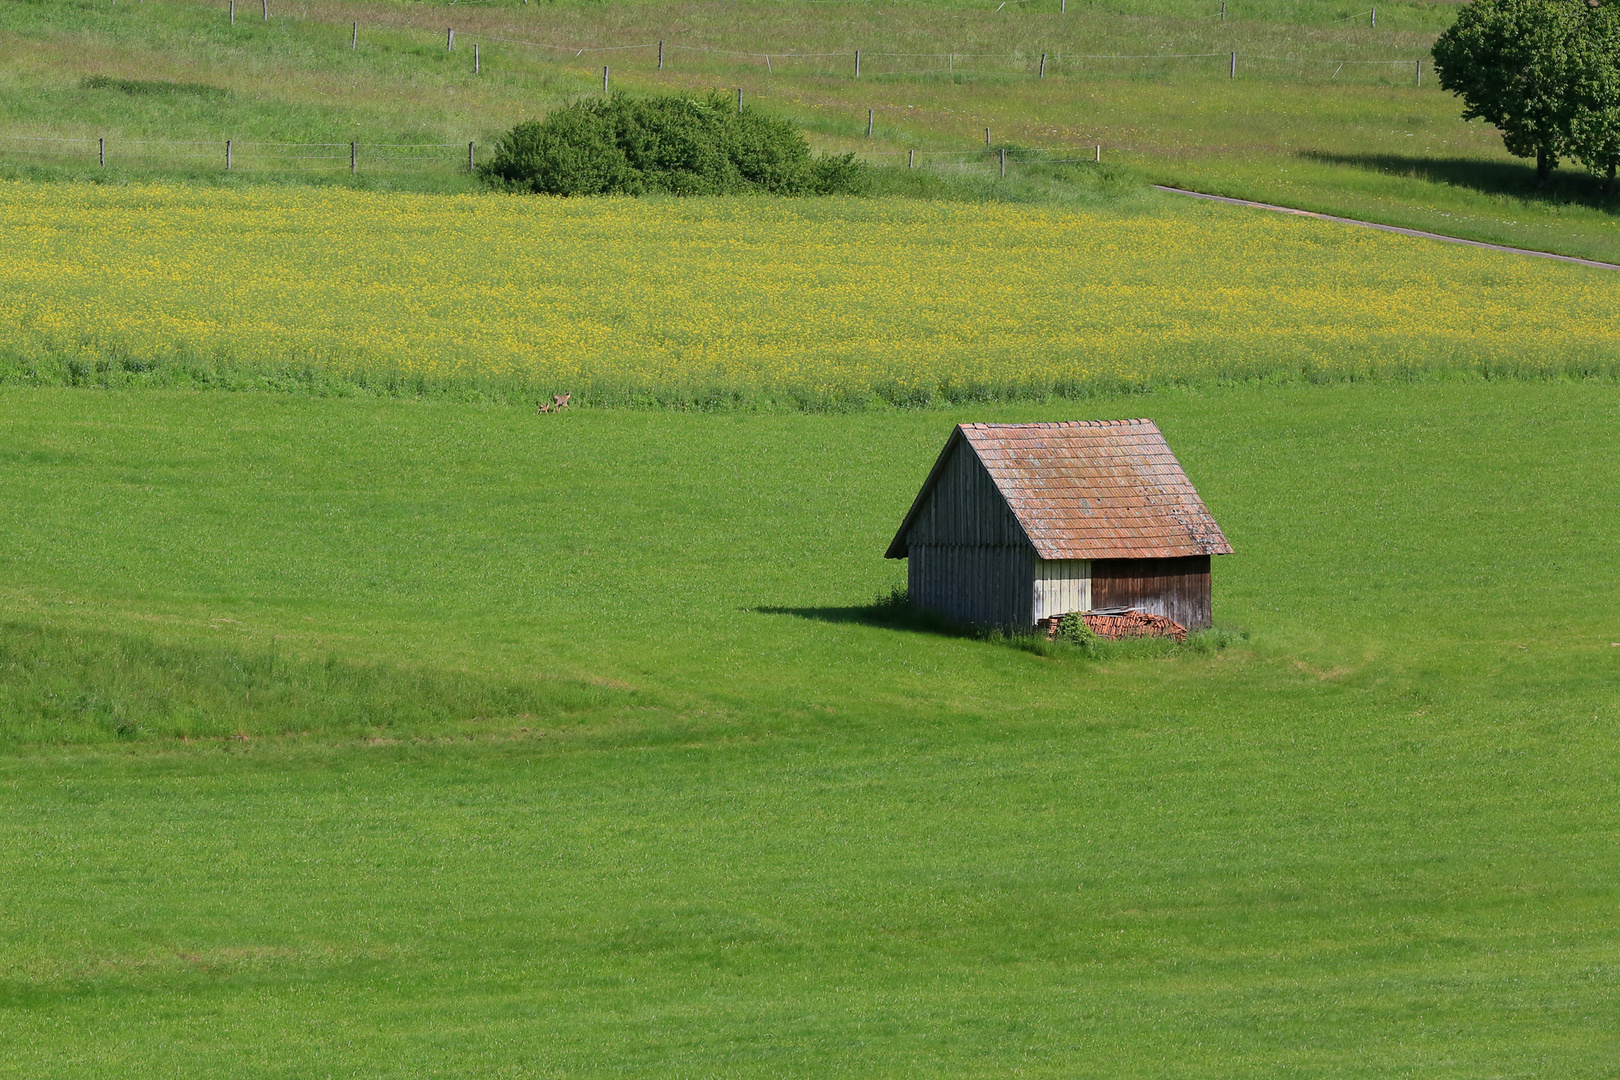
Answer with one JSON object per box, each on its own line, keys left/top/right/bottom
{"left": 2, "top": 379, "right": 1618, "bottom": 1075}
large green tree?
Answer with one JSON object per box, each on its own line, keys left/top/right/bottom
{"left": 1432, "top": 0, "right": 1587, "bottom": 187}
{"left": 1568, "top": 1, "right": 1620, "bottom": 190}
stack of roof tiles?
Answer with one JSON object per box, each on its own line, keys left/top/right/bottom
{"left": 1037, "top": 610, "right": 1189, "bottom": 642}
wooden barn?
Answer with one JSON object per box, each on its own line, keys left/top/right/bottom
{"left": 884, "top": 420, "right": 1232, "bottom": 631}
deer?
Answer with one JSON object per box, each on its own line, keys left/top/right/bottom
{"left": 536, "top": 392, "right": 572, "bottom": 415}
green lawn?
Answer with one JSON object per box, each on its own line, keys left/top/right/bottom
{"left": 2, "top": 380, "right": 1617, "bottom": 1075}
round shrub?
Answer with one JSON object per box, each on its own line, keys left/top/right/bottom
{"left": 480, "top": 93, "right": 868, "bottom": 197}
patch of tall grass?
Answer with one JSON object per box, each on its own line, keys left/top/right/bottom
{"left": 0, "top": 620, "right": 635, "bottom": 746}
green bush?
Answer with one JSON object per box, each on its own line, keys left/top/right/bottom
{"left": 1056, "top": 611, "right": 1099, "bottom": 649}
{"left": 479, "top": 93, "right": 868, "bottom": 197}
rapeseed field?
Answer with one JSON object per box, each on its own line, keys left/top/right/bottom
{"left": 1, "top": 180, "right": 1614, "bottom": 406}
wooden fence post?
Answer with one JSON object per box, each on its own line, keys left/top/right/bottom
{"left": 1095, "top": 144, "right": 1100, "bottom": 162}
{"left": 909, "top": 149, "right": 914, "bottom": 168}
{"left": 867, "top": 109, "right": 874, "bottom": 137}
{"left": 854, "top": 49, "right": 861, "bottom": 77}
{"left": 1230, "top": 51, "right": 1236, "bottom": 78}
{"left": 447, "top": 27, "right": 454, "bottom": 51}
{"left": 261, "top": 0, "right": 267, "bottom": 22}
{"left": 658, "top": 40, "right": 664, "bottom": 69}
{"left": 468, "top": 142, "right": 474, "bottom": 172}
{"left": 1000, "top": 147, "right": 1006, "bottom": 178}
{"left": 225, "top": 139, "right": 232, "bottom": 170}
{"left": 1370, "top": 7, "right": 1376, "bottom": 26}
{"left": 603, "top": 66, "right": 609, "bottom": 92}
{"left": 1220, "top": 0, "right": 1225, "bottom": 18}
{"left": 229, "top": 0, "right": 234, "bottom": 25}
{"left": 99, "top": 137, "right": 105, "bottom": 167}
{"left": 1039, "top": 53, "right": 1046, "bottom": 78}
{"left": 352, "top": 21, "right": 357, "bottom": 49}
{"left": 738, "top": 87, "right": 744, "bottom": 112}
{"left": 350, "top": 141, "right": 356, "bottom": 175}
{"left": 1416, "top": 59, "right": 1421, "bottom": 86}
{"left": 985, "top": 127, "right": 991, "bottom": 146}
{"left": 474, "top": 43, "right": 479, "bottom": 74}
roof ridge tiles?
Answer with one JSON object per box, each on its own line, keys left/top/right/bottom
{"left": 959, "top": 419, "right": 1155, "bottom": 431}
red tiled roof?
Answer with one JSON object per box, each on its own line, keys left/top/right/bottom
{"left": 889, "top": 420, "right": 1232, "bottom": 560}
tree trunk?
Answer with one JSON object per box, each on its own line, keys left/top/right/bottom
{"left": 1536, "top": 147, "right": 1552, "bottom": 189}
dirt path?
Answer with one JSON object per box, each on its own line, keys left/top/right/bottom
{"left": 1154, "top": 185, "right": 1620, "bottom": 272}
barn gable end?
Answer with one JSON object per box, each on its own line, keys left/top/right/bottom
{"left": 892, "top": 435, "right": 1038, "bottom": 628}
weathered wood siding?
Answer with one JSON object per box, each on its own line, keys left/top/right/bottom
{"left": 905, "top": 441, "right": 1035, "bottom": 627}
{"left": 1032, "top": 559, "right": 1091, "bottom": 621}
{"left": 1091, "top": 555, "right": 1212, "bottom": 630}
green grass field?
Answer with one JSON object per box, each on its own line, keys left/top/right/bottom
{"left": 3, "top": 379, "right": 1618, "bottom": 1075}
{"left": 6, "top": 0, "right": 1620, "bottom": 260}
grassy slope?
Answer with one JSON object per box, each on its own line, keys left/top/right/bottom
{"left": 4, "top": 0, "right": 1620, "bottom": 259}
{"left": 1, "top": 380, "right": 1617, "bottom": 1075}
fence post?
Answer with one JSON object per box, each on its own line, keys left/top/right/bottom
{"left": 1061, "top": 0, "right": 1065, "bottom": 11}
{"left": 350, "top": 141, "right": 356, "bottom": 175}
{"left": 867, "top": 109, "right": 873, "bottom": 137}
{"left": 738, "top": 87, "right": 744, "bottom": 112}
{"left": 468, "top": 142, "right": 474, "bottom": 173}
{"left": 985, "top": 127, "right": 991, "bottom": 146}
{"left": 229, "top": 0, "right": 234, "bottom": 25}
{"left": 99, "top": 137, "right": 105, "bottom": 167}
{"left": 225, "top": 139, "right": 232, "bottom": 171}
{"left": 352, "top": 21, "right": 357, "bottom": 49}
{"left": 1220, "top": 0, "right": 1225, "bottom": 17}
{"left": 1000, "top": 147, "right": 1006, "bottom": 178}
{"left": 1230, "top": 51, "right": 1236, "bottom": 78}
{"left": 658, "top": 40, "right": 664, "bottom": 69}
{"left": 447, "top": 28, "right": 454, "bottom": 50}
{"left": 1039, "top": 52, "right": 1046, "bottom": 78}
{"left": 474, "top": 43, "right": 479, "bottom": 74}
{"left": 261, "top": 0, "right": 267, "bottom": 22}
{"left": 854, "top": 49, "right": 861, "bottom": 77}
{"left": 1416, "top": 59, "right": 1421, "bottom": 86}
{"left": 909, "top": 149, "right": 914, "bottom": 168}
{"left": 1370, "top": 7, "right": 1376, "bottom": 26}
{"left": 1095, "top": 144, "right": 1100, "bottom": 162}
{"left": 603, "top": 66, "right": 609, "bottom": 92}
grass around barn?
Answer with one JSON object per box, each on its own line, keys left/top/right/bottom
{"left": 2, "top": 379, "right": 1618, "bottom": 1074}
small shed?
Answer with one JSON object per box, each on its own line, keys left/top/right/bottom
{"left": 884, "top": 420, "right": 1232, "bottom": 630}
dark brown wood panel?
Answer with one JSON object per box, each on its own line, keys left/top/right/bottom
{"left": 1091, "top": 555, "right": 1212, "bottom": 630}
{"left": 909, "top": 542, "right": 1035, "bottom": 629}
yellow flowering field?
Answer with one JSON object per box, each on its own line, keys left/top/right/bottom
{"left": 0, "top": 180, "right": 1615, "bottom": 405}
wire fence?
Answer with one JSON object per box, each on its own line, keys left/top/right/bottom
{"left": 189, "top": 0, "right": 1428, "bottom": 83}
{"left": 476, "top": 32, "right": 1425, "bottom": 83}
{"left": 0, "top": 131, "right": 1121, "bottom": 176}
{"left": 0, "top": 134, "right": 477, "bottom": 175}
